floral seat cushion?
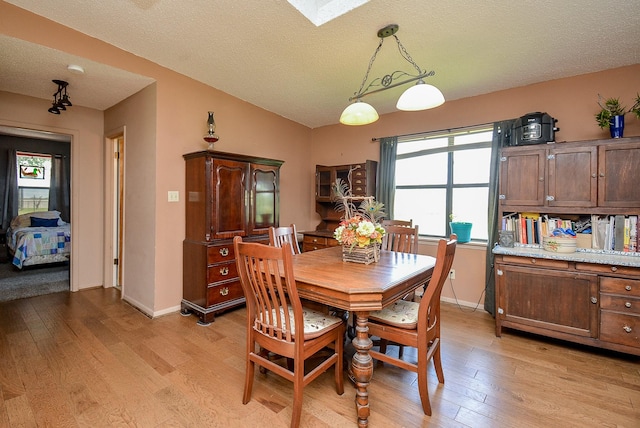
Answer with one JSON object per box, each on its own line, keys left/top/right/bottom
{"left": 259, "top": 305, "right": 344, "bottom": 340}
{"left": 370, "top": 299, "right": 419, "bottom": 329}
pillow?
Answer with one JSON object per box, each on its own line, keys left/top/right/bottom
{"left": 30, "top": 217, "right": 60, "bottom": 228}
{"left": 10, "top": 210, "right": 61, "bottom": 229}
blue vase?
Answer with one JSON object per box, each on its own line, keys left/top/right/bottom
{"left": 610, "top": 115, "right": 624, "bottom": 138}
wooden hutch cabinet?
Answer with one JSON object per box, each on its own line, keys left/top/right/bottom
{"left": 182, "top": 151, "right": 283, "bottom": 325}
{"left": 302, "top": 160, "right": 377, "bottom": 252}
{"left": 495, "top": 136, "right": 640, "bottom": 356}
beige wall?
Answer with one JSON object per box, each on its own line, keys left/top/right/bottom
{"left": 0, "top": 91, "right": 105, "bottom": 292}
{"left": 2, "top": 2, "right": 639, "bottom": 314}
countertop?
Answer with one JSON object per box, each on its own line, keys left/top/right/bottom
{"left": 492, "top": 244, "right": 640, "bottom": 268}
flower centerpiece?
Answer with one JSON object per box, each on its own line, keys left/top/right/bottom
{"left": 332, "top": 176, "right": 386, "bottom": 264}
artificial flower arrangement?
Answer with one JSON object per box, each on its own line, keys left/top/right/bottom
{"left": 332, "top": 177, "right": 386, "bottom": 251}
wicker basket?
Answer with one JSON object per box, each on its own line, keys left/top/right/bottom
{"left": 342, "top": 244, "right": 380, "bottom": 264}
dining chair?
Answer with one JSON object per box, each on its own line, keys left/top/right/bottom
{"left": 233, "top": 236, "right": 345, "bottom": 428}
{"left": 269, "top": 224, "right": 302, "bottom": 255}
{"left": 367, "top": 234, "right": 457, "bottom": 416}
{"left": 381, "top": 218, "right": 413, "bottom": 228}
{"left": 381, "top": 224, "right": 420, "bottom": 253}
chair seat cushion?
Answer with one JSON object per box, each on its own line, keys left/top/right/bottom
{"left": 370, "top": 299, "right": 419, "bottom": 329}
{"left": 263, "top": 306, "right": 344, "bottom": 339}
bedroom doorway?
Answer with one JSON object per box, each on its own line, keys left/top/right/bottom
{"left": 112, "top": 135, "right": 125, "bottom": 291}
{"left": 0, "top": 127, "right": 72, "bottom": 302}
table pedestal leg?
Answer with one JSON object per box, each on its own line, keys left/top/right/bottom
{"left": 351, "top": 311, "right": 373, "bottom": 427}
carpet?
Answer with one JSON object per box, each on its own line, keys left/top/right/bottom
{"left": 0, "top": 262, "right": 69, "bottom": 302}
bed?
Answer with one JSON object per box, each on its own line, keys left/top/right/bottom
{"left": 6, "top": 211, "right": 71, "bottom": 269}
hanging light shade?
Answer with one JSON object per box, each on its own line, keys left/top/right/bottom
{"left": 396, "top": 80, "right": 445, "bottom": 111}
{"left": 340, "top": 100, "right": 379, "bottom": 126}
{"left": 340, "top": 24, "right": 444, "bottom": 125}
{"left": 47, "top": 80, "right": 72, "bottom": 115}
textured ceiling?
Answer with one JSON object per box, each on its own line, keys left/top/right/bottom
{"left": 2, "top": 0, "right": 639, "bottom": 129}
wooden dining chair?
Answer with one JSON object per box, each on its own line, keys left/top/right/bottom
{"left": 381, "top": 224, "right": 420, "bottom": 253}
{"left": 381, "top": 218, "right": 413, "bottom": 228}
{"left": 367, "top": 234, "right": 457, "bottom": 416}
{"left": 233, "top": 236, "right": 345, "bottom": 428}
{"left": 269, "top": 224, "right": 301, "bottom": 255}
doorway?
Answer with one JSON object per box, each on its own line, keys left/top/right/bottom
{"left": 111, "top": 135, "right": 125, "bottom": 291}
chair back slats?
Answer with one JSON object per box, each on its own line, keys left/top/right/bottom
{"left": 269, "top": 224, "right": 301, "bottom": 255}
{"left": 382, "top": 224, "right": 420, "bottom": 254}
{"left": 235, "top": 237, "right": 301, "bottom": 343}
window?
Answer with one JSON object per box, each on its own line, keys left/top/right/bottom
{"left": 17, "top": 151, "right": 52, "bottom": 215}
{"left": 393, "top": 126, "right": 493, "bottom": 241}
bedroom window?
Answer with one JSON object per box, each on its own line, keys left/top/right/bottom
{"left": 393, "top": 125, "right": 493, "bottom": 241}
{"left": 17, "top": 151, "right": 52, "bottom": 215}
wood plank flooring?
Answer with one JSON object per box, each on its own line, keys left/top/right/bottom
{"left": 0, "top": 288, "right": 638, "bottom": 427}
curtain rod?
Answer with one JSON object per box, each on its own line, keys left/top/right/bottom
{"left": 371, "top": 121, "right": 496, "bottom": 142}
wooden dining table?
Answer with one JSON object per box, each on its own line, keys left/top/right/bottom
{"left": 289, "top": 246, "right": 436, "bottom": 428}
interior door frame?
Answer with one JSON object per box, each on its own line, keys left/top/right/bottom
{"left": 104, "top": 127, "right": 125, "bottom": 295}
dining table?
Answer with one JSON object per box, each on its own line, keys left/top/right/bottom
{"left": 288, "top": 246, "right": 437, "bottom": 428}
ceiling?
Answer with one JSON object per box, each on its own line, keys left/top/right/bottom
{"left": 1, "top": 0, "right": 639, "bottom": 129}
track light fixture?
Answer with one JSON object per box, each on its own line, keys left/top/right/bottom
{"left": 340, "top": 24, "right": 445, "bottom": 126}
{"left": 48, "top": 80, "right": 73, "bottom": 115}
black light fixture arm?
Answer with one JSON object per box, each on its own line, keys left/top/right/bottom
{"left": 348, "top": 24, "right": 434, "bottom": 102}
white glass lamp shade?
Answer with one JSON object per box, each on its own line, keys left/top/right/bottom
{"left": 339, "top": 101, "right": 379, "bottom": 125}
{"left": 396, "top": 81, "right": 445, "bottom": 111}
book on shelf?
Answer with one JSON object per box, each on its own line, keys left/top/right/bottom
{"left": 502, "top": 212, "right": 640, "bottom": 253}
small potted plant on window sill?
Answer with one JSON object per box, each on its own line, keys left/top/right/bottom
{"left": 595, "top": 95, "right": 626, "bottom": 138}
{"left": 449, "top": 214, "right": 472, "bottom": 243}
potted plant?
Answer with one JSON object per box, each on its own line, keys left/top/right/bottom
{"left": 595, "top": 95, "right": 626, "bottom": 138}
{"left": 449, "top": 214, "right": 472, "bottom": 243}
{"left": 630, "top": 93, "right": 640, "bottom": 120}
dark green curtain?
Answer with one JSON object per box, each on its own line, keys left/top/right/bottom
{"left": 2, "top": 149, "right": 18, "bottom": 231}
{"left": 48, "top": 155, "right": 71, "bottom": 223}
{"left": 484, "top": 120, "right": 515, "bottom": 316}
{"left": 376, "top": 136, "right": 398, "bottom": 218}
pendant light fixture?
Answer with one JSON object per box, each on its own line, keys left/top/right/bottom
{"left": 340, "top": 24, "right": 444, "bottom": 126}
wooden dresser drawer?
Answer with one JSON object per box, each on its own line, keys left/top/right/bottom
{"left": 600, "top": 295, "right": 640, "bottom": 315}
{"left": 576, "top": 263, "right": 640, "bottom": 277}
{"left": 600, "top": 311, "right": 640, "bottom": 348}
{"left": 600, "top": 277, "right": 640, "bottom": 297}
{"left": 207, "top": 243, "right": 235, "bottom": 264}
{"left": 303, "top": 235, "right": 338, "bottom": 251}
{"left": 499, "top": 255, "right": 569, "bottom": 269}
{"left": 207, "top": 280, "right": 244, "bottom": 306}
{"left": 207, "top": 261, "right": 238, "bottom": 284}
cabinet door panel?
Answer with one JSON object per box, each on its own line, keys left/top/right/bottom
{"left": 213, "top": 159, "right": 247, "bottom": 239}
{"left": 496, "top": 264, "right": 598, "bottom": 337}
{"left": 499, "top": 149, "right": 545, "bottom": 206}
{"left": 249, "top": 164, "right": 279, "bottom": 236}
{"left": 547, "top": 145, "right": 597, "bottom": 207}
{"left": 598, "top": 142, "right": 640, "bottom": 207}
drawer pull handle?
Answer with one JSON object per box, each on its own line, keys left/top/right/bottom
{"left": 220, "top": 267, "right": 229, "bottom": 276}
{"left": 626, "top": 285, "right": 632, "bottom": 291}
{"left": 220, "top": 287, "right": 229, "bottom": 296}
{"left": 590, "top": 297, "right": 597, "bottom": 304}
{"left": 313, "top": 238, "right": 318, "bottom": 243}
{"left": 219, "top": 248, "right": 229, "bottom": 257}
{"left": 625, "top": 302, "right": 632, "bottom": 308}
{"left": 530, "top": 259, "right": 536, "bottom": 264}
{"left": 623, "top": 325, "right": 632, "bottom": 333}
{"left": 610, "top": 266, "right": 617, "bottom": 272}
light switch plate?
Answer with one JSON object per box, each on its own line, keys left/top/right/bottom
{"left": 168, "top": 191, "right": 179, "bottom": 202}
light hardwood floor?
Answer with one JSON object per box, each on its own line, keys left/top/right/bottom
{"left": 0, "top": 288, "right": 638, "bottom": 427}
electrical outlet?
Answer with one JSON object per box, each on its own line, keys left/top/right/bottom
{"left": 449, "top": 269, "right": 455, "bottom": 279}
